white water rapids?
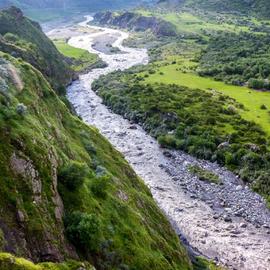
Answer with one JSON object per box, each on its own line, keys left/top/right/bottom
{"left": 49, "top": 16, "right": 270, "bottom": 270}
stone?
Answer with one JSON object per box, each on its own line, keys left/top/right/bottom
{"left": 224, "top": 215, "right": 232, "bottom": 222}
{"left": 230, "top": 230, "right": 241, "bottom": 235}
{"left": 16, "top": 210, "right": 25, "bottom": 223}
{"left": 236, "top": 185, "right": 243, "bottom": 191}
{"left": 129, "top": 125, "right": 137, "bottom": 130}
{"left": 240, "top": 223, "right": 247, "bottom": 228}
{"left": 163, "top": 151, "right": 173, "bottom": 158}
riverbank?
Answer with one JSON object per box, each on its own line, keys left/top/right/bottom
{"left": 64, "top": 16, "right": 270, "bottom": 270}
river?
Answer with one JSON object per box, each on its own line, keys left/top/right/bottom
{"left": 50, "top": 16, "right": 270, "bottom": 270}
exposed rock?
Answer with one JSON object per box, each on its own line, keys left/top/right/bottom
{"left": 117, "top": 190, "right": 129, "bottom": 201}
{"left": 94, "top": 11, "right": 177, "bottom": 37}
{"left": 224, "top": 215, "right": 232, "bottom": 222}
{"left": 236, "top": 185, "right": 243, "bottom": 191}
{"left": 217, "top": 142, "right": 230, "bottom": 149}
{"left": 10, "top": 152, "right": 42, "bottom": 203}
{"left": 48, "top": 148, "right": 64, "bottom": 221}
{"left": 16, "top": 210, "right": 25, "bottom": 224}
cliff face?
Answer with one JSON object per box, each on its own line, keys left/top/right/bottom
{"left": 94, "top": 11, "right": 177, "bottom": 37}
{"left": 0, "top": 7, "right": 192, "bottom": 270}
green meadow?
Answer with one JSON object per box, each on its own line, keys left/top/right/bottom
{"left": 54, "top": 39, "right": 100, "bottom": 71}
{"left": 135, "top": 9, "right": 250, "bottom": 35}
{"left": 143, "top": 63, "right": 270, "bottom": 135}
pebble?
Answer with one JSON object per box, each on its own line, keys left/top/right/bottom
{"left": 236, "top": 185, "right": 243, "bottom": 191}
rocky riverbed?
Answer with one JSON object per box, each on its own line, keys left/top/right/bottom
{"left": 63, "top": 16, "right": 270, "bottom": 270}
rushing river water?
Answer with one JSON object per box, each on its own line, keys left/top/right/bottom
{"left": 63, "top": 16, "right": 270, "bottom": 270}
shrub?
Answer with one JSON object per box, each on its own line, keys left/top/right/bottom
{"left": 58, "top": 161, "right": 88, "bottom": 191}
{"left": 90, "top": 175, "right": 110, "bottom": 199}
{"left": 260, "top": 104, "right": 267, "bottom": 110}
{"left": 0, "top": 78, "right": 8, "bottom": 94}
{"left": 158, "top": 134, "right": 180, "bottom": 149}
{"left": 65, "top": 211, "right": 101, "bottom": 252}
{"left": 95, "top": 165, "right": 108, "bottom": 177}
{"left": 84, "top": 142, "right": 97, "bottom": 155}
{"left": 16, "top": 103, "right": 27, "bottom": 116}
{"left": 248, "top": 78, "right": 265, "bottom": 89}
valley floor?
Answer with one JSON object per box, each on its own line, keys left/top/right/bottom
{"left": 56, "top": 16, "right": 270, "bottom": 270}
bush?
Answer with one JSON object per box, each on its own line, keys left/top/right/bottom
{"left": 158, "top": 134, "right": 180, "bottom": 149}
{"left": 260, "top": 104, "right": 267, "bottom": 110}
{"left": 58, "top": 161, "right": 88, "bottom": 191}
{"left": 248, "top": 78, "right": 265, "bottom": 89}
{"left": 65, "top": 211, "right": 101, "bottom": 252}
{"left": 16, "top": 103, "right": 27, "bottom": 116}
{"left": 90, "top": 175, "right": 110, "bottom": 199}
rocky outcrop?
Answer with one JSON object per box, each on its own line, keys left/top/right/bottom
{"left": 94, "top": 11, "right": 177, "bottom": 37}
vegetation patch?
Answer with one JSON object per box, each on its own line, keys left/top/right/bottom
{"left": 53, "top": 39, "right": 104, "bottom": 72}
{"left": 198, "top": 32, "right": 270, "bottom": 89}
{"left": 188, "top": 165, "right": 220, "bottom": 184}
{"left": 0, "top": 253, "right": 95, "bottom": 270}
{"left": 93, "top": 70, "right": 270, "bottom": 203}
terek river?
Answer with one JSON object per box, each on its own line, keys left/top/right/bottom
{"left": 47, "top": 16, "right": 270, "bottom": 270}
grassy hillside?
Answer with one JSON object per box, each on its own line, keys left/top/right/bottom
{"left": 0, "top": 6, "right": 196, "bottom": 270}
{"left": 0, "top": 253, "right": 95, "bottom": 270}
{"left": 0, "top": 43, "right": 193, "bottom": 270}
{"left": 0, "top": 6, "right": 74, "bottom": 92}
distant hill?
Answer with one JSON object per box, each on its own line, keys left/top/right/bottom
{"left": 158, "top": 0, "right": 270, "bottom": 18}
{"left": 0, "top": 0, "right": 154, "bottom": 10}
{"left": 94, "top": 11, "right": 177, "bottom": 36}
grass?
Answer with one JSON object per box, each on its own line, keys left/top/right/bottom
{"left": 53, "top": 39, "right": 100, "bottom": 72}
{"left": 188, "top": 165, "right": 220, "bottom": 184}
{"left": 0, "top": 253, "right": 95, "bottom": 270}
{"left": 0, "top": 52, "right": 192, "bottom": 269}
{"left": 143, "top": 62, "right": 270, "bottom": 136}
{"left": 135, "top": 10, "right": 250, "bottom": 35}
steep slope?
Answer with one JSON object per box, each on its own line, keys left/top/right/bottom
{"left": 0, "top": 7, "right": 193, "bottom": 270}
{"left": 0, "top": 6, "right": 74, "bottom": 92}
{"left": 94, "top": 11, "right": 177, "bottom": 36}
